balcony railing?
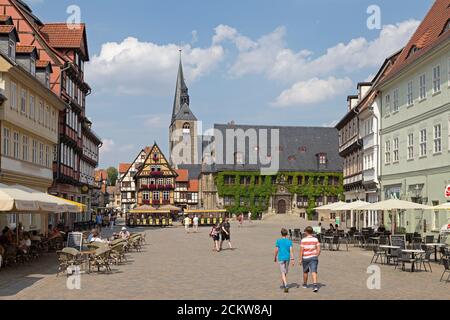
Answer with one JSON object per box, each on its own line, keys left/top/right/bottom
{"left": 140, "top": 184, "right": 175, "bottom": 190}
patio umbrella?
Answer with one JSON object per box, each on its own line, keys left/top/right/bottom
{"left": 314, "top": 201, "right": 346, "bottom": 211}
{"left": 433, "top": 203, "right": 450, "bottom": 210}
{"left": 358, "top": 199, "right": 433, "bottom": 211}
{"left": 358, "top": 199, "right": 433, "bottom": 234}
{"left": 11, "top": 185, "right": 60, "bottom": 212}
{"left": 131, "top": 205, "right": 156, "bottom": 212}
{"left": 333, "top": 200, "right": 371, "bottom": 211}
{"left": 0, "top": 183, "right": 40, "bottom": 212}
{"left": 160, "top": 204, "right": 182, "bottom": 212}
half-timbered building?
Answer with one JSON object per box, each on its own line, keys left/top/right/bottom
{"left": 135, "top": 143, "right": 177, "bottom": 207}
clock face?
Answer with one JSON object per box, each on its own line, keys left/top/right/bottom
{"left": 280, "top": 187, "right": 285, "bottom": 192}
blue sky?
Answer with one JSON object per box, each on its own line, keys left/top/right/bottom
{"left": 26, "top": 0, "right": 433, "bottom": 168}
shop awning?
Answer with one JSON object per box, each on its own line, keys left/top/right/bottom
{"left": 433, "top": 203, "right": 450, "bottom": 210}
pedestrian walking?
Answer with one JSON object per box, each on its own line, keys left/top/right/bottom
{"left": 109, "top": 212, "right": 115, "bottom": 230}
{"left": 209, "top": 222, "right": 221, "bottom": 252}
{"left": 275, "top": 228, "right": 294, "bottom": 293}
{"left": 238, "top": 214, "right": 244, "bottom": 227}
{"left": 96, "top": 213, "right": 103, "bottom": 232}
{"left": 248, "top": 211, "right": 252, "bottom": 223}
{"left": 300, "top": 226, "right": 321, "bottom": 293}
{"left": 193, "top": 215, "right": 199, "bottom": 233}
{"left": 220, "top": 218, "right": 233, "bottom": 251}
{"left": 184, "top": 216, "right": 191, "bottom": 234}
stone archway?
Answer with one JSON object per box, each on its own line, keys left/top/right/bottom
{"left": 277, "top": 199, "right": 287, "bottom": 214}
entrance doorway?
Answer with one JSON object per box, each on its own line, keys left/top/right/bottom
{"left": 277, "top": 199, "right": 287, "bottom": 214}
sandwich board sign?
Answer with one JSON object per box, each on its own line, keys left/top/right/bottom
{"left": 446, "top": 185, "right": 450, "bottom": 198}
{"left": 67, "top": 232, "right": 83, "bottom": 250}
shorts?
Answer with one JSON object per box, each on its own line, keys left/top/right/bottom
{"left": 212, "top": 235, "right": 220, "bottom": 241}
{"left": 221, "top": 233, "right": 230, "bottom": 241}
{"left": 302, "top": 257, "right": 319, "bottom": 274}
{"left": 279, "top": 261, "right": 289, "bottom": 274}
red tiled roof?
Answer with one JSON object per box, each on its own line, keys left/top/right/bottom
{"left": 36, "top": 60, "right": 50, "bottom": 68}
{"left": 40, "top": 23, "right": 86, "bottom": 49}
{"left": 383, "top": 0, "right": 450, "bottom": 84}
{"left": 119, "top": 163, "right": 131, "bottom": 174}
{"left": 0, "top": 25, "right": 15, "bottom": 34}
{"left": 175, "top": 169, "right": 189, "bottom": 182}
{"left": 144, "top": 146, "right": 152, "bottom": 155}
{"left": 16, "top": 45, "right": 36, "bottom": 54}
{"left": 188, "top": 180, "right": 199, "bottom": 192}
{"left": 95, "top": 169, "right": 108, "bottom": 181}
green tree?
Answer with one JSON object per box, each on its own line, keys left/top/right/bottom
{"left": 107, "top": 167, "right": 119, "bottom": 186}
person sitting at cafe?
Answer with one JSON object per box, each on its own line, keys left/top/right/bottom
{"left": 119, "top": 227, "right": 130, "bottom": 240}
{"left": 0, "top": 227, "right": 13, "bottom": 247}
{"left": 89, "top": 230, "right": 107, "bottom": 243}
{"left": 48, "top": 225, "right": 63, "bottom": 240}
{"left": 18, "top": 233, "right": 31, "bottom": 254}
{"left": 377, "top": 225, "right": 386, "bottom": 233}
{"left": 329, "top": 224, "right": 335, "bottom": 232}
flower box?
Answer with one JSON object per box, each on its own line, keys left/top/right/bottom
{"left": 152, "top": 200, "right": 160, "bottom": 205}
{"left": 151, "top": 171, "right": 163, "bottom": 176}
{"left": 142, "top": 200, "right": 150, "bottom": 205}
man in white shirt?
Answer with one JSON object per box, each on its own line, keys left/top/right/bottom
{"left": 193, "top": 215, "right": 199, "bottom": 233}
{"left": 184, "top": 216, "right": 191, "bottom": 234}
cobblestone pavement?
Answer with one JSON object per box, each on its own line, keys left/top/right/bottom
{"left": 0, "top": 219, "right": 449, "bottom": 300}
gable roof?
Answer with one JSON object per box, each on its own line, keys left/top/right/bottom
{"left": 175, "top": 169, "right": 189, "bottom": 182}
{"left": 40, "top": 23, "right": 89, "bottom": 60}
{"left": 119, "top": 163, "right": 131, "bottom": 174}
{"left": 211, "top": 124, "right": 342, "bottom": 173}
{"left": 137, "top": 143, "right": 178, "bottom": 177}
{"left": 381, "top": 0, "right": 450, "bottom": 85}
{"left": 95, "top": 169, "right": 108, "bottom": 182}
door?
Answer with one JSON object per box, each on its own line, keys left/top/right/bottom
{"left": 277, "top": 199, "right": 286, "bottom": 214}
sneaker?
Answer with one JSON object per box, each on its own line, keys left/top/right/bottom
{"left": 313, "top": 285, "right": 319, "bottom": 293}
{"left": 302, "top": 284, "right": 308, "bottom": 289}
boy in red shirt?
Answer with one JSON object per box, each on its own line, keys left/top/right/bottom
{"left": 299, "top": 226, "right": 321, "bottom": 293}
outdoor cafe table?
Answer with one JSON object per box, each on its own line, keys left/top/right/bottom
{"left": 323, "top": 236, "right": 335, "bottom": 251}
{"left": 402, "top": 249, "right": 425, "bottom": 273}
{"left": 424, "top": 243, "right": 447, "bottom": 262}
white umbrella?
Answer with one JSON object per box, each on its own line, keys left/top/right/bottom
{"left": 433, "top": 203, "right": 450, "bottom": 210}
{"left": 0, "top": 184, "right": 40, "bottom": 212}
{"left": 333, "top": 200, "right": 371, "bottom": 211}
{"left": 11, "top": 185, "right": 59, "bottom": 212}
{"left": 314, "top": 201, "right": 346, "bottom": 211}
{"left": 358, "top": 199, "right": 433, "bottom": 211}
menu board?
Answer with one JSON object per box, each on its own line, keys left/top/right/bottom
{"left": 67, "top": 232, "right": 83, "bottom": 250}
{"left": 391, "top": 235, "right": 406, "bottom": 249}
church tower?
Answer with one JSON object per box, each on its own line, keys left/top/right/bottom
{"left": 169, "top": 55, "right": 198, "bottom": 167}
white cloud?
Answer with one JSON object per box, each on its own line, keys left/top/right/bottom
{"left": 217, "top": 20, "right": 420, "bottom": 83}
{"left": 86, "top": 37, "right": 224, "bottom": 96}
{"left": 100, "top": 139, "right": 115, "bottom": 154}
{"left": 272, "top": 77, "right": 353, "bottom": 107}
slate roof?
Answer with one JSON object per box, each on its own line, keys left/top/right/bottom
{"left": 174, "top": 103, "right": 197, "bottom": 122}
{"left": 209, "top": 124, "right": 342, "bottom": 173}
{"left": 178, "top": 164, "right": 202, "bottom": 180}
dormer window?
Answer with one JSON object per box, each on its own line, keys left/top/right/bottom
{"left": 444, "top": 19, "right": 450, "bottom": 33}
{"left": 317, "top": 153, "right": 328, "bottom": 166}
{"left": 30, "top": 56, "right": 36, "bottom": 76}
{"left": 8, "top": 39, "right": 15, "bottom": 59}
{"left": 407, "top": 46, "right": 419, "bottom": 58}
{"left": 45, "top": 70, "right": 50, "bottom": 88}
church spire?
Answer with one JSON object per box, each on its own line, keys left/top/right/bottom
{"left": 171, "top": 51, "right": 190, "bottom": 124}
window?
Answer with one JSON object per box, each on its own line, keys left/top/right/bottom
{"left": 13, "top": 132, "right": 19, "bottom": 159}
{"left": 407, "top": 134, "right": 414, "bottom": 160}
{"left": 32, "top": 140, "right": 37, "bottom": 164}
{"left": 8, "top": 39, "right": 15, "bottom": 59}
{"left": 30, "top": 56, "right": 36, "bottom": 76}
{"left": 22, "top": 135, "right": 28, "bottom": 161}
{"left": 407, "top": 81, "right": 413, "bottom": 106}
{"left": 142, "top": 191, "right": 150, "bottom": 201}
{"left": 420, "top": 129, "right": 427, "bottom": 157}
{"left": 38, "top": 101, "right": 44, "bottom": 124}
{"left": 45, "top": 146, "right": 50, "bottom": 168}
{"left": 393, "top": 89, "right": 399, "bottom": 112}
{"left": 29, "top": 95, "right": 35, "bottom": 120}
{"left": 419, "top": 74, "right": 426, "bottom": 100}
{"left": 433, "top": 65, "right": 441, "bottom": 93}
{"left": 3, "top": 128, "right": 10, "bottom": 156}
{"left": 20, "top": 88, "right": 26, "bottom": 114}
{"left": 10, "top": 82, "right": 17, "bottom": 110}
{"left": 152, "top": 191, "right": 160, "bottom": 201}
{"left": 163, "top": 191, "right": 170, "bottom": 201}
{"left": 434, "top": 124, "right": 442, "bottom": 154}
{"left": 385, "top": 140, "right": 391, "bottom": 164}
{"left": 393, "top": 138, "right": 399, "bottom": 162}
{"left": 385, "top": 94, "right": 391, "bottom": 115}
{"left": 318, "top": 153, "right": 327, "bottom": 165}
{"left": 234, "top": 152, "right": 244, "bottom": 165}
{"left": 39, "top": 143, "right": 44, "bottom": 166}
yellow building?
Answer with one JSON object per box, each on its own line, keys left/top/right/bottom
{"left": 0, "top": 43, "right": 65, "bottom": 232}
